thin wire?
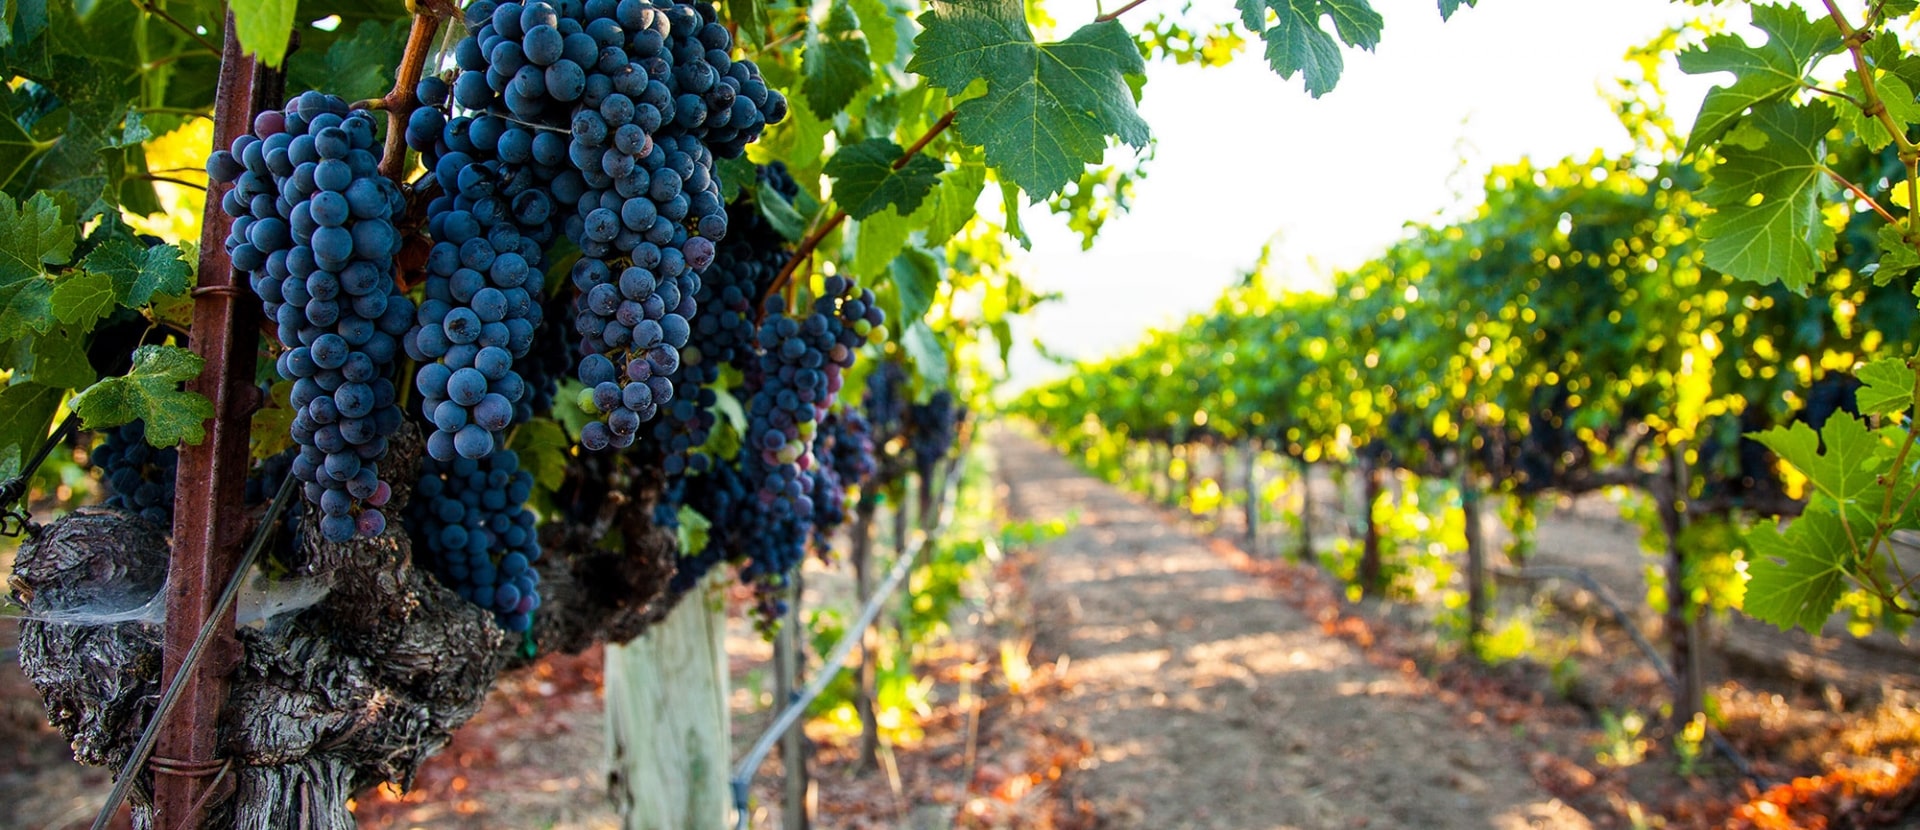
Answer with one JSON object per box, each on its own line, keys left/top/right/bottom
{"left": 89, "top": 471, "right": 300, "bottom": 830}
{"left": 729, "top": 455, "right": 966, "bottom": 829}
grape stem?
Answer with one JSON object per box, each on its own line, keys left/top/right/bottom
{"left": 378, "top": 13, "right": 448, "bottom": 184}
{"left": 1094, "top": 0, "right": 1151, "bottom": 22}
{"left": 759, "top": 110, "right": 957, "bottom": 312}
{"left": 1826, "top": 169, "right": 1899, "bottom": 226}
{"left": 131, "top": 0, "right": 221, "bottom": 55}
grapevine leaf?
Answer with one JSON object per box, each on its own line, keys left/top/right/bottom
{"left": 716, "top": 154, "right": 756, "bottom": 203}
{"left": 1865, "top": 223, "right": 1920, "bottom": 286}
{"left": 1839, "top": 71, "right": 1920, "bottom": 151}
{"left": 507, "top": 418, "right": 571, "bottom": 494}
{"left": 0, "top": 381, "right": 59, "bottom": 480}
{"left": 910, "top": 0, "right": 1149, "bottom": 197}
{"left": 49, "top": 268, "right": 112, "bottom": 328}
{"left": 825, "top": 139, "right": 946, "bottom": 220}
{"left": 1749, "top": 412, "right": 1883, "bottom": 505}
{"left": 1743, "top": 504, "right": 1860, "bottom": 631}
{"left": 709, "top": 383, "right": 748, "bottom": 436}
{"left": 731, "top": 0, "right": 768, "bottom": 46}
{"left": 675, "top": 505, "right": 712, "bottom": 556}
{"left": 0, "top": 0, "right": 50, "bottom": 49}
{"left": 1854, "top": 358, "right": 1913, "bottom": 417}
{"left": 250, "top": 380, "right": 294, "bottom": 460}
{"left": 0, "top": 109, "right": 51, "bottom": 189}
{"left": 852, "top": 0, "right": 902, "bottom": 67}
{"left": 288, "top": 20, "right": 406, "bottom": 104}
{"left": 0, "top": 191, "right": 75, "bottom": 339}
{"left": 900, "top": 319, "right": 949, "bottom": 387}
{"left": 1438, "top": 0, "right": 1474, "bottom": 21}
{"left": 229, "top": 0, "right": 297, "bottom": 67}
{"left": 6, "top": 327, "right": 93, "bottom": 388}
{"left": 804, "top": 0, "right": 872, "bottom": 117}
{"left": 69, "top": 344, "right": 212, "bottom": 446}
{"left": 1000, "top": 180, "right": 1031, "bottom": 249}
{"left": 889, "top": 246, "right": 941, "bottom": 325}
{"left": 1676, "top": 3, "right": 1839, "bottom": 154}
{"left": 80, "top": 237, "right": 190, "bottom": 307}
{"left": 852, "top": 209, "right": 913, "bottom": 276}
{"left": 756, "top": 179, "right": 807, "bottom": 241}
{"left": 1696, "top": 100, "right": 1836, "bottom": 291}
{"left": 911, "top": 158, "right": 985, "bottom": 247}
{"left": 1235, "top": 0, "right": 1377, "bottom": 97}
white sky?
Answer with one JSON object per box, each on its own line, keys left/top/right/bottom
{"left": 1001, "top": 0, "right": 1727, "bottom": 391}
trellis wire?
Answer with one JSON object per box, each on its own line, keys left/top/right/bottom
{"left": 730, "top": 455, "right": 966, "bottom": 829}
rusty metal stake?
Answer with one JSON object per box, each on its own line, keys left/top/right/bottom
{"left": 154, "top": 17, "right": 279, "bottom": 830}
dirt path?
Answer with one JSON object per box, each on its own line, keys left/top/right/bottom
{"left": 994, "top": 431, "right": 1592, "bottom": 830}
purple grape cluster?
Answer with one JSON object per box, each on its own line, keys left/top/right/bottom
{"left": 91, "top": 421, "right": 177, "bottom": 528}
{"left": 407, "top": 450, "right": 544, "bottom": 631}
{"left": 207, "top": 91, "right": 414, "bottom": 542}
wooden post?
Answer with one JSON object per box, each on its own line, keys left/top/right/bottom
{"left": 1359, "top": 460, "right": 1384, "bottom": 597}
{"left": 1659, "top": 445, "right": 1706, "bottom": 726}
{"left": 604, "top": 574, "right": 732, "bottom": 830}
{"left": 155, "top": 22, "right": 278, "bottom": 828}
{"left": 1242, "top": 441, "right": 1259, "bottom": 551}
{"left": 1461, "top": 462, "right": 1487, "bottom": 644}
{"left": 1297, "top": 456, "right": 1315, "bottom": 566}
{"left": 851, "top": 496, "right": 879, "bottom": 770}
{"left": 774, "top": 576, "right": 809, "bottom": 830}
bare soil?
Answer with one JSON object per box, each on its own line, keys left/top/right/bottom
{"left": 990, "top": 430, "right": 1593, "bottom": 829}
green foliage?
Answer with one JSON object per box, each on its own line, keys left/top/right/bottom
{"left": 803, "top": 0, "right": 873, "bottom": 116}
{"left": 67, "top": 344, "right": 210, "bottom": 446}
{"left": 1234, "top": 0, "right": 1381, "bottom": 98}
{"left": 909, "top": 0, "right": 1148, "bottom": 197}
{"left": 823, "top": 138, "right": 945, "bottom": 219}
{"left": 1695, "top": 101, "right": 1836, "bottom": 291}
{"left": 1676, "top": 3, "right": 1839, "bottom": 154}
{"left": 230, "top": 0, "right": 299, "bottom": 66}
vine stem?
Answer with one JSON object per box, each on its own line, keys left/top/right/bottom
{"left": 757, "top": 110, "right": 957, "bottom": 309}
{"left": 132, "top": 0, "right": 220, "bottom": 55}
{"left": 1827, "top": 169, "right": 1900, "bottom": 225}
{"left": 1095, "top": 0, "right": 1151, "bottom": 22}
{"left": 377, "top": 14, "right": 447, "bottom": 184}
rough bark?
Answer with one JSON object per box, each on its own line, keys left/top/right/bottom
{"left": 11, "top": 425, "right": 691, "bottom": 827}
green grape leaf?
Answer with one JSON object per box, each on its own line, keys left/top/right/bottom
{"left": 1696, "top": 100, "right": 1836, "bottom": 291}
{"left": 1743, "top": 504, "right": 1860, "bottom": 631}
{"left": 756, "top": 179, "right": 808, "bottom": 241}
{"left": 1438, "top": 0, "right": 1474, "bottom": 20}
{"left": 229, "top": 0, "right": 297, "bottom": 67}
{"left": 1000, "top": 180, "right": 1031, "bottom": 249}
{"left": 675, "top": 504, "right": 712, "bottom": 556}
{"left": 889, "top": 246, "right": 941, "bottom": 325}
{"left": 68, "top": 344, "right": 212, "bottom": 446}
{"left": 804, "top": 0, "right": 872, "bottom": 117}
{"left": 1749, "top": 412, "right": 1884, "bottom": 504}
{"left": 80, "top": 237, "right": 190, "bottom": 307}
{"left": 852, "top": 208, "right": 912, "bottom": 276}
{"left": 909, "top": 0, "right": 1149, "bottom": 197}
{"left": 900, "top": 319, "right": 949, "bottom": 387}
{"left": 508, "top": 418, "right": 571, "bottom": 494}
{"left": 6, "top": 327, "right": 93, "bottom": 388}
{"left": 911, "top": 157, "right": 985, "bottom": 248}
{"left": 49, "top": 268, "right": 113, "bottom": 328}
{"left": 825, "top": 138, "right": 946, "bottom": 220}
{"left": 1839, "top": 71, "right": 1920, "bottom": 151}
{"left": 1865, "top": 223, "right": 1920, "bottom": 286}
{"left": 731, "top": 0, "right": 768, "bottom": 45}
{"left": 715, "top": 154, "right": 756, "bottom": 203}
{"left": 710, "top": 383, "right": 748, "bottom": 437}
{"left": 0, "top": 110, "right": 52, "bottom": 190}
{"left": 0, "top": 381, "right": 60, "bottom": 480}
{"left": 1235, "top": 0, "right": 1379, "bottom": 98}
{"left": 288, "top": 20, "right": 406, "bottom": 104}
{"left": 0, "top": 0, "right": 50, "bottom": 50}
{"left": 1677, "top": 3, "right": 1840, "bottom": 154}
{"left": 250, "top": 379, "right": 295, "bottom": 460}
{"left": 852, "top": 0, "right": 902, "bottom": 67}
{"left": 1854, "top": 358, "right": 1914, "bottom": 417}
{"left": 0, "top": 191, "right": 74, "bottom": 339}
